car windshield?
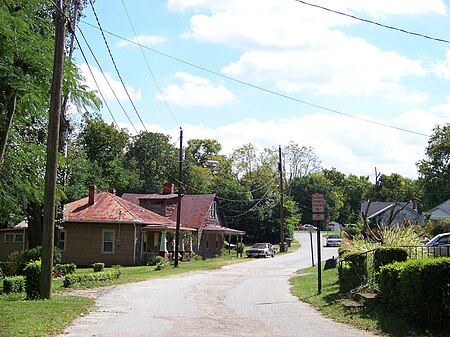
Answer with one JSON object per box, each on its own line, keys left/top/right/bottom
{"left": 328, "top": 235, "right": 340, "bottom": 239}
{"left": 253, "top": 243, "right": 268, "bottom": 248}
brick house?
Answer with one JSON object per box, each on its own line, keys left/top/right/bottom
{"left": 122, "top": 183, "right": 245, "bottom": 258}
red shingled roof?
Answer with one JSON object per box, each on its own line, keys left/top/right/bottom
{"left": 168, "top": 194, "right": 217, "bottom": 229}
{"left": 64, "top": 191, "right": 175, "bottom": 225}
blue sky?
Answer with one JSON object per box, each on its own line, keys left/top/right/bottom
{"left": 75, "top": 0, "right": 450, "bottom": 180}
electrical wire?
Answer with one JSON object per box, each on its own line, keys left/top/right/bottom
{"left": 120, "top": 0, "right": 180, "bottom": 127}
{"left": 88, "top": 0, "right": 147, "bottom": 132}
{"left": 73, "top": 34, "right": 120, "bottom": 129}
{"left": 79, "top": 20, "right": 429, "bottom": 138}
{"left": 78, "top": 28, "right": 139, "bottom": 134}
{"left": 294, "top": 0, "right": 450, "bottom": 45}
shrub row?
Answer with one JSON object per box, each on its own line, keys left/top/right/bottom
{"left": 7, "top": 246, "right": 61, "bottom": 275}
{"left": 63, "top": 270, "right": 121, "bottom": 288}
{"left": 379, "top": 257, "right": 450, "bottom": 328}
{"left": 53, "top": 263, "right": 76, "bottom": 277}
{"left": 339, "top": 251, "right": 368, "bottom": 293}
{"left": 3, "top": 276, "right": 25, "bottom": 294}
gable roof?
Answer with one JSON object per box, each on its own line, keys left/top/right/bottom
{"left": 427, "top": 199, "right": 450, "bottom": 219}
{"left": 64, "top": 191, "right": 175, "bottom": 225}
{"left": 361, "top": 201, "right": 415, "bottom": 218}
{"left": 168, "top": 194, "right": 217, "bottom": 229}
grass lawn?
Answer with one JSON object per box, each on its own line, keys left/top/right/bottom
{"left": 289, "top": 264, "right": 448, "bottom": 337}
{"left": 0, "top": 293, "right": 93, "bottom": 337}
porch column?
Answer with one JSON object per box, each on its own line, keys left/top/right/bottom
{"left": 179, "top": 234, "right": 185, "bottom": 261}
{"left": 159, "top": 230, "right": 168, "bottom": 259}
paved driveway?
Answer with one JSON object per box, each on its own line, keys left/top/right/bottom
{"left": 60, "top": 232, "right": 377, "bottom": 337}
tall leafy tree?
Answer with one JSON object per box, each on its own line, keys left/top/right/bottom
{"left": 284, "top": 142, "right": 322, "bottom": 185}
{"left": 124, "top": 131, "right": 178, "bottom": 193}
{"left": 417, "top": 123, "right": 450, "bottom": 210}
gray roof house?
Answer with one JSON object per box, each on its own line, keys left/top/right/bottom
{"left": 425, "top": 199, "right": 450, "bottom": 220}
{"left": 361, "top": 201, "right": 421, "bottom": 226}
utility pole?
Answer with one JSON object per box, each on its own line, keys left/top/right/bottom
{"left": 40, "top": 0, "right": 66, "bottom": 299}
{"left": 174, "top": 128, "right": 183, "bottom": 268}
{"left": 278, "top": 145, "right": 286, "bottom": 252}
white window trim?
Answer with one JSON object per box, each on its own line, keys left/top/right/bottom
{"left": 102, "top": 229, "right": 115, "bottom": 254}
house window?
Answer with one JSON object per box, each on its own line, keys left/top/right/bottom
{"left": 215, "top": 236, "right": 219, "bottom": 249}
{"left": 153, "top": 233, "right": 159, "bottom": 250}
{"left": 4, "top": 233, "right": 23, "bottom": 243}
{"left": 102, "top": 230, "right": 115, "bottom": 254}
{"left": 210, "top": 202, "right": 216, "bottom": 218}
{"left": 58, "top": 230, "right": 66, "bottom": 251}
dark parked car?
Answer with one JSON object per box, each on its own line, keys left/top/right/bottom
{"left": 246, "top": 243, "right": 276, "bottom": 258}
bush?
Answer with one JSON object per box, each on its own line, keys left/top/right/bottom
{"left": 373, "top": 247, "right": 408, "bottom": 273}
{"left": 155, "top": 258, "right": 167, "bottom": 271}
{"left": 427, "top": 219, "right": 450, "bottom": 237}
{"left": 63, "top": 270, "right": 121, "bottom": 288}
{"left": 53, "top": 263, "right": 76, "bottom": 277}
{"left": 338, "top": 251, "right": 368, "bottom": 293}
{"left": 92, "top": 262, "right": 104, "bottom": 272}
{"left": 379, "top": 257, "right": 450, "bottom": 328}
{"left": 7, "top": 246, "right": 61, "bottom": 275}
{"left": 141, "top": 253, "right": 164, "bottom": 266}
{"left": 3, "top": 276, "right": 25, "bottom": 294}
{"left": 0, "top": 261, "right": 11, "bottom": 277}
{"left": 23, "top": 260, "right": 41, "bottom": 300}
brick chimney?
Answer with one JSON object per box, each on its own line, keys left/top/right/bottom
{"left": 88, "top": 185, "right": 96, "bottom": 204}
{"left": 162, "top": 183, "right": 174, "bottom": 194}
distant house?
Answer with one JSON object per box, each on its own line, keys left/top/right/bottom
{"left": 122, "top": 183, "right": 245, "bottom": 258}
{"left": 361, "top": 201, "right": 421, "bottom": 226}
{"left": 425, "top": 199, "right": 450, "bottom": 221}
{"left": 0, "top": 221, "right": 28, "bottom": 261}
{"left": 60, "top": 186, "right": 196, "bottom": 266}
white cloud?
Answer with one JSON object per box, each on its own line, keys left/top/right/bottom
{"left": 155, "top": 72, "right": 237, "bottom": 107}
{"left": 433, "top": 49, "right": 450, "bottom": 80}
{"left": 170, "top": 0, "right": 431, "bottom": 98}
{"left": 79, "top": 63, "right": 141, "bottom": 101}
{"left": 116, "top": 34, "right": 167, "bottom": 48}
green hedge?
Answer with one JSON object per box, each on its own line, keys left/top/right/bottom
{"left": 7, "top": 246, "right": 61, "bottom": 275}
{"left": 63, "top": 270, "right": 121, "bottom": 288}
{"left": 0, "top": 261, "right": 11, "bottom": 277}
{"left": 92, "top": 262, "right": 104, "bottom": 272}
{"left": 338, "top": 251, "right": 368, "bottom": 293}
{"left": 373, "top": 247, "right": 408, "bottom": 280}
{"left": 53, "top": 263, "right": 76, "bottom": 276}
{"left": 3, "top": 276, "right": 25, "bottom": 294}
{"left": 379, "top": 257, "right": 450, "bottom": 328}
{"left": 23, "top": 260, "right": 41, "bottom": 300}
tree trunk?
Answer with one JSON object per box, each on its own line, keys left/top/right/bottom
{"left": 0, "top": 88, "right": 17, "bottom": 166}
{"left": 27, "top": 202, "right": 43, "bottom": 248}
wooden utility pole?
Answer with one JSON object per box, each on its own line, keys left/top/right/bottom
{"left": 174, "top": 128, "right": 183, "bottom": 268}
{"left": 40, "top": 0, "right": 66, "bottom": 299}
{"left": 278, "top": 145, "right": 286, "bottom": 252}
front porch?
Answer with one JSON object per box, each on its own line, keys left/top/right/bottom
{"left": 140, "top": 225, "right": 196, "bottom": 262}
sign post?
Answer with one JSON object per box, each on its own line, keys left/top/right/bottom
{"left": 312, "top": 193, "right": 324, "bottom": 294}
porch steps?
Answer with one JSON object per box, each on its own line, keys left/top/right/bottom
{"left": 340, "top": 292, "right": 378, "bottom": 310}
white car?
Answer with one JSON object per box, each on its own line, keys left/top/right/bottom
{"left": 325, "top": 235, "right": 342, "bottom": 247}
{"left": 425, "top": 233, "right": 450, "bottom": 257}
{"left": 245, "top": 243, "right": 276, "bottom": 258}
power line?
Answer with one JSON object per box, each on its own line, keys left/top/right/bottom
{"left": 73, "top": 34, "right": 119, "bottom": 129}
{"left": 294, "top": 0, "right": 450, "bottom": 45}
{"left": 120, "top": 0, "right": 180, "bottom": 127}
{"left": 79, "top": 20, "right": 429, "bottom": 138}
{"left": 78, "top": 28, "right": 139, "bottom": 134}
{"left": 88, "top": 0, "right": 147, "bottom": 132}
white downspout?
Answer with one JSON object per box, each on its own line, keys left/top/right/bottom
{"left": 133, "top": 221, "right": 137, "bottom": 265}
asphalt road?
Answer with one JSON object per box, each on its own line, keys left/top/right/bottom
{"left": 60, "top": 232, "right": 377, "bottom": 337}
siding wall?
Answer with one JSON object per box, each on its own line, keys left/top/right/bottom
{"left": 0, "top": 230, "right": 28, "bottom": 261}
{"left": 61, "top": 222, "right": 138, "bottom": 266}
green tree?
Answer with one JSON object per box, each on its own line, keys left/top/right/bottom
{"left": 290, "top": 173, "right": 342, "bottom": 226}
{"left": 417, "top": 123, "right": 450, "bottom": 210}
{"left": 124, "top": 131, "right": 178, "bottom": 193}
